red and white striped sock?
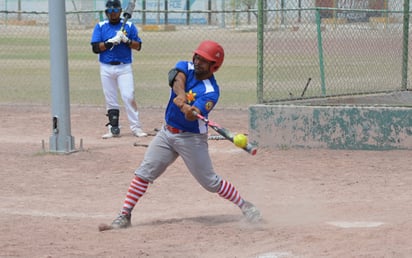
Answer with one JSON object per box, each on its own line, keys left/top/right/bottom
{"left": 120, "top": 176, "right": 149, "bottom": 215}
{"left": 217, "top": 180, "right": 244, "bottom": 207}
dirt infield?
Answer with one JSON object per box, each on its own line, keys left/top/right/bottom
{"left": 1, "top": 104, "right": 412, "bottom": 258}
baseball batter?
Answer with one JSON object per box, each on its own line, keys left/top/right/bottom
{"left": 90, "top": 0, "right": 147, "bottom": 138}
{"left": 100, "top": 40, "right": 261, "bottom": 230}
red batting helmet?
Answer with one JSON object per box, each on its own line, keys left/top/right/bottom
{"left": 193, "top": 40, "right": 224, "bottom": 73}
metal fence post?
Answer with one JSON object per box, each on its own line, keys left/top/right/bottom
{"left": 186, "top": 0, "right": 190, "bottom": 25}
{"left": 142, "top": 0, "right": 146, "bottom": 25}
{"left": 401, "top": 0, "right": 409, "bottom": 90}
{"left": 316, "top": 8, "right": 326, "bottom": 96}
{"left": 257, "top": 0, "right": 264, "bottom": 104}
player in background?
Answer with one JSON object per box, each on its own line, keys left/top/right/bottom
{"left": 90, "top": 0, "right": 147, "bottom": 138}
{"left": 101, "top": 40, "right": 261, "bottom": 230}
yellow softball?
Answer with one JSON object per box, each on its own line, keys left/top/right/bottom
{"left": 233, "top": 133, "right": 248, "bottom": 148}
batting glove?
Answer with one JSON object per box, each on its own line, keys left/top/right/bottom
{"left": 106, "top": 34, "right": 122, "bottom": 50}
{"left": 119, "top": 33, "right": 132, "bottom": 45}
{"left": 115, "top": 30, "right": 125, "bottom": 38}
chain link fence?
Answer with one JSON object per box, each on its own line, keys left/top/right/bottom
{"left": 0, "top": 0, "right": 410, "bottom": 108}
{"left": 261, "top": 7, "right": 409, "bottom": 103}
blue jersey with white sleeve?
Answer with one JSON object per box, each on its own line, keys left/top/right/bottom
{"left": 165, "top": 61, "right": 220, "bottom": 134}
{"left": 90, "top": 19, "right": 142, "bottom": 64}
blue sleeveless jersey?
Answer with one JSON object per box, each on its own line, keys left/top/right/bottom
{"left": 90, "top": 19, "right": 142, "bottom": 64}
{"left": 165, "top": 61, "right": 220, "bottom": 133}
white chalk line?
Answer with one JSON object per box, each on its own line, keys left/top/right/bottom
{"left": 254, "top": 220, "right": 386, "bottom": 258}
{"left": 256, "top": 252, "right": 292, "bottom": 258}
{"left": 0, "top": 207, "right": 384, "bottom": 258}
{"left": 0, "top": 207, "right": 386, "bottom": 229}
{"left": 0, "top": 208, "right": 110, "bottom": 219}
{"left": 326, "top": 221, "right": 385, "bottom": 228}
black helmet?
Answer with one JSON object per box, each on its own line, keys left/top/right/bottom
{"left": 106, "top": 0, "right": 121, "bottom": 9}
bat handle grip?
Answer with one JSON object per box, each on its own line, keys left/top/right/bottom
{"left": 192, "top": 111, "right": 208, "bottom": 123}
{"left": 192, "top": 110, "right": 202, "bottom": 119}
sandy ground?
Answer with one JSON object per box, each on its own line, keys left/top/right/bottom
{"left": 1, "top": 104, "right": 412, "bottom": 258}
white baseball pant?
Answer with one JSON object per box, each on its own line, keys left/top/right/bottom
{"left": 99, "top": 63, "right": 142, "bottom": 131}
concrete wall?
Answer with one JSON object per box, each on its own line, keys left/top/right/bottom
{"left": 249, "top": 105, "right": 412, "bottom": 150}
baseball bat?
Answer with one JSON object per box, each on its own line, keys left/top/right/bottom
{"left": 193, "top": 111, "right": 257, "bottom": 155}
{"left": 301, "top": 77, "right": 311, "bottom": 97}
{"left": 120, "top": 0, "right": 136, "bottom": 32}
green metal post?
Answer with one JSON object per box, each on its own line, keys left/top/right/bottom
{"left": 207, "top": 0, "right": 211, "bottom": 25}
{"left": 165, "top": 0, "right": 169, "bottom": 25}
{"left": 280, "top": 0, "right": 285, "bottom": 25}
{"left": 18, "top": 0, "right": 21, "bottom": 21}
{"left": 5, "top": 0, "right": 7, "bottom": 25}
{"left": 401, "top": 0, "right": 409, "bottom": 90}
{"left": 219, "top": 0, "right": 225, "bottom": 28}
{"left": 186, "top": 0, "right": 190, "bottom": 25}
{"left": 257, "top": 0, "right": 264, "bottom": 104}
{"left": 142, "top": 0, "right": 146, "bottom": 25}
{"left": 316, "top": 8, "right": 326, "bottom": 96}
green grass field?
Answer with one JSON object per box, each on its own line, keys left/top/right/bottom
{"left": 0, "top": 26, "right": 260, "bottom": 107}
{"left": 0, "top": 22, "right": 408, "bottom": 108}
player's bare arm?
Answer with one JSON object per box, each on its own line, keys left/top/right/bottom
{"left": 128, "top": 40, "right": 141, "bottom": 51}
{"left": 171, "top": 72, "right": 187, "bottom": 109}
{"left": 170, "top": 71, "right": 199, "bottom": 120}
